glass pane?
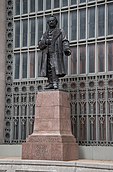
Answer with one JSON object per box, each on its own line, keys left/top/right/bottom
{"left": 62, "top": 0, "right": 68, "bottom": 7}
{"left": 54, "top": 13, "right": 60, "bottom": 27}
{"left": 61, "top": 12, "right": 68, "bottom": 37}
{"left": 29, "top": 52, "right": 35, "bottom": 78}
{"left": 46, "top": 0, "right": 51, "bottom": 10}
{"left": 14, "top": 54, "right": 20, "bottom": 79}
{"left": 70, "top": 47, "right": 77, "bottom": 74}
{"left": 108, "top": 42, "right": 113, "bottom": 71}
{"left": 30, "top": 0, "right": 35, "bottom": 13}
{"left": 79, "top": 0, "right": 86, "bottom": 3}
{"left": 98, "top": 5, "right": 105, "bottom": 37}
{"left": 79, "top": 9, "right": 86, "bottom": 39}
{"left": 15, "top": 21, "right": 20, "bottom": 48}
{"left": 38, "top": 0, "right": 43, "bottom": 11}
{"left": 70, "top": 11, "right": 77, "bottom": 40}
{"left": 88, "top": 7, "right": 95, "bottom": 38}
{"left": 38, "top": 17, "right": 43, "bottom": 41}
{"left": 37, "top": 51, "right": 42, "bottom": 77}
{"left": 98, "top": 43, "right": 105, "bottom": 72}
{"left": 22, "top": 20, "right": 28, "bottom": 47}
{"left": 15, "top": 0, "right": 20, "bottom": 15}
{"left": 88, "top": 44, "right": 95, "bottom": 73}
{"left": 22, "top": 53, "right": 27, "bottom": 78}
{"left": 22, "top": 0, "right": 28, "bottom": 14}
{"left": 54, "top": 0, "right": 59, "bottom": 8}
{"left": 108, "top": 3, "right": 113, "bottom": 35}
{"left": 30, "top": 18, "right": 35, "bottom": 46}
{"left": 80, "top": 45, "right": 86, "bottom": 74}
{"left": 71, "top": 0, "right": 77, "bottom": 5}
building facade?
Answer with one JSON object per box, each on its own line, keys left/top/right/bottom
{"left": 0, "top": 0, "right": 113, "bottom": 158}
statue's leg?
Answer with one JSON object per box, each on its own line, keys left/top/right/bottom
{"left": 51, "top": 67, "right": 58, "bottom": 89}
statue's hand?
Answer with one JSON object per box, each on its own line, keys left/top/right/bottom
{"left": 64, "top": 49, "right": 71, "bottom": 56}
{"left": 45, "top": 39, "right": 51, "bottom": 45}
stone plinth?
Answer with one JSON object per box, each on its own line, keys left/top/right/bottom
{"left": 22, "top": 90, "right": 78, "bottom": 160}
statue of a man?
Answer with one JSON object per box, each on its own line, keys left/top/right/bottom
{"left": 38, "top": 15, "right": 71, "bottom": 89}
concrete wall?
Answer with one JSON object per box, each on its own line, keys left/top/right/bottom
{"left": 0, "top": 0, "right": 6, "bottom": 143}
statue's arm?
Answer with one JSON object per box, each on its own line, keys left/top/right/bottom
{"left": 38, "top": 34, "right": 47, "bottom": 50}
{"left": 61, "top": 30, "right": 71, "bottom": 56}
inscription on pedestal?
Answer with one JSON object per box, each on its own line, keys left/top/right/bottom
{"left": 16, "top": 170, "right": 56, "bottom": 172}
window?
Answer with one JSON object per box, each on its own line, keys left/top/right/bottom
{"left": 61, "top": 12, "right": 68, "bottom": 37}
{"left": 22, "top": 0, "right": 28, "bottom": 14}
{"left": 29, "top": 52, "right": 35, "bottom": 78}
{"left": 38, "top": 0, "right": 43, "bottom": 11}
{"left": 54, "top": 0, "right": 60, "bottom": 8}
{"left": 70, "top": 11, "right": 77, "bottom": 41}
{"left": 15, "top": 21, "right": 20, "bottom": 48}
{"left": 15, "top": 0, "right": 20, "bottom": 15}
{"left": 108, "top": 42, "right": 113, "bottom": 71}
{"left": 46, "top": 0, "right": 51, "bottom": 10}
{"left": 79, "top": 9, "right": 86, "bottom": 40}
{"left": 98, "top": 43, "right": 105, "bottom": 72}
{"left": 22, "top": 53, "right": 27, "bottom": 78}
{"left": 108, "top": 3, "right": 113, "bottom": 35}
{"left": 98, "top": 5, "right": 105, "bottom": 37}
{"left": 29, "top": 18, "right": 35, "bottom": 46}
{"left": 70, "top": 47, "right": 77, "bottom": 74}
{"left": 71, "top": 0, "right": 77, "bottom": 5}
{"left": 79, "top": 45, "right": 86, "bottom": 74}
{"left": 30, "top": 0, "right": 35, "bottom": 13}
{"left": 88, "top": 44, "right": 95, "bottom": 73}
{"left": 62, "top": 0, "right": 68, "bottom": 7}
{"left": 38, "top": 17, "right": 43, "bottom": 41}
{"left": 14, "top": 54, "right": 20, "bottom": 79}
{"left": 88, "top": 7, "right": 95, "bottom": 38}
{"left": 22, "top": 20, "right": 28, "bottom": 47}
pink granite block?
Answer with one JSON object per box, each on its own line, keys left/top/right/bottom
{"left": 34, "top": 118, "right": 60, "bottom": 132}
{"left": 22, "top": 90, "right": 78, "bottom": 161}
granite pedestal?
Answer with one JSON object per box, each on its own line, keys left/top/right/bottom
{"left": 22, "top": 90, "right": 78, "bottom": 160}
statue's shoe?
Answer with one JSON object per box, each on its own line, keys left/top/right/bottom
{"left": 45, "top": 83, "right": 54, "bottom": 89}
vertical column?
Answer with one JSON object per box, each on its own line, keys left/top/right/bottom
{"left": 0, "top": 0, "right": 6, "bottom": 143}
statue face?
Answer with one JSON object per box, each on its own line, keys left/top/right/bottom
{"left": 48, "top": 17, "right": 57, "bottom": 28}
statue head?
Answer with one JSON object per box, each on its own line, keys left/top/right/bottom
{"left": 47, "top": 15, "right": 58, "bottom": 28}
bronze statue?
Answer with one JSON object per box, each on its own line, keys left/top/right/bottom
{"left": 38, "top": 15, "right": 71, "bottom": 89}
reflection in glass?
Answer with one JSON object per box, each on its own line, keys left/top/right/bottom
{"left": 61, "top": 12, "right": 68, "bottom": 37}
{"left": 71, "top": 47, "right": 77, "bottom": 74}
{"left": 15, "top": 21, "right": 20, "bottom": 48}
{"left": 62, "top": 0, "right": 68, "bottom": 7}
{"left": 22, "top": 0, "right": 28, "bottom": 14}
{"left": 108, "top": 3, "right": 113, "bottom": 35}
{"left": 30, "top": 0, "right": 35, "bottom": 13}
{"left": 70, "top": 11, "right": 77, "bottom": 40}
{"left": 88, "top": 7, "right": 95, "bottom": 38}
{"left": 22, "top": 53, "right": 27, "bottom": 78}
{"left": 30, "top": 52, "right": 35, "bottom": 78}
{"left": 22, "top": 20, "right": 28, "bottom": 47}
{"left": 79, "top": 9, "right": 86, "bottom": 39}
{"left": 80, "top": 45, "right": 86, "bottom": 74}
{"left": 79, "top": 0, "right": 86, "bottom": 3}
{"left": 15, "top": 0, "right": 20, "bottom": 15}
{"left": 88, "top": 44, "right": 95, "bottom": 73}
{"left": 98, "top": 5, "right": 105, "bottom": 37}
{"left": 54, "top": 0, "right": 59, "bottom": 8}
{"left": 108, "top": 42, "right": 113, "bottom": 71}
{"left": 38, "top": 17, "right": 43, "bottom": 41}
{"left": 30, "top": 18, "right": 35, "bottom": 46}
{"left": 98, "top": 43, "right": 105, "bottom": 72}
{"left": 14, "top": 54, "right": 20, "bottom": 79}
{"left": 38, "top": 0, "right": 43, "bottom": 11}
{"left": 46, "top": 0, "right": 51, "bottom": 10}
{"left": 71, "top": 0, "right": 77, "bottom": 5}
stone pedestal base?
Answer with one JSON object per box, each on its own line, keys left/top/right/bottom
{"left": 22, "top": 90, "right": 78, "bottom": 160}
